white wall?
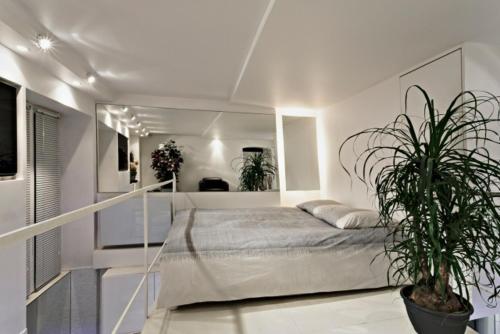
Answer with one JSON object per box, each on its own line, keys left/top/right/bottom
{"left": 59, "top": 110, "right": 96, "bottom": 269}
{"left": 321, "top": 77, "right": 401, "bottom": 209}
{"left": 321, "top": 48, "right": 463, "bottom": 209}
{"left": 463, "top": 43, "right": 500, "bottom": 94}
{"left": 0, "top": 42, "right": 96, "bottom": 332}
{"left": 400, "top": 49, "right": 462, "bottom": 129}
{"left": 140, "top": 134, "right": 277, "bottom": 191}
{"left": 172, "top": 191, "right": 280, "bottom": 209}
{"left": 462, "top": 42, "right": 500, "bottom": 320}
{"left": 0, "top": 179, "right": 26, "bottom": 334}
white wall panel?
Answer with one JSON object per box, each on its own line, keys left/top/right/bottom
{"left": 97, "top": 194, "right": 171, "bottom": 248}
{"left": 101, "top": 268, "right": 157, "bottom": 334}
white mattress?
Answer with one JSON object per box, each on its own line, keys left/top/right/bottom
{"left": 157, "top": 207, "right": 395, "bottom": 309}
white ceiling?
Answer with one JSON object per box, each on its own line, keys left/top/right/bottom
{"left": 234, "top": 0, "right": 500, "bottom": 107}
{"left": 14, "top": 0, "right": 270, "bottom": 100}
{"left": 4, "top": 0, "right": 500, "bottom": 108}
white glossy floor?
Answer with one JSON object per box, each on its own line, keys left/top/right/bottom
{"left": 142, "top": 288, "right": 477, "bottom": 334}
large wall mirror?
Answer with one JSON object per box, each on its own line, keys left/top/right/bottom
{"left": 282, "top": 116, "right": 320, "bottom": 191}
{"left": 96, "top": 104, "right": 279, "bottom": 193}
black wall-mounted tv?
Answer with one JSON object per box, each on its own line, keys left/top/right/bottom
{"left": 0, "top": 81, "right": 17, "bottom": 177}
{"left": 118, "top": 133, "right": 128, "bottom": 171}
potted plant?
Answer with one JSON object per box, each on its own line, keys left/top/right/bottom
{"left": 151, "top": 139, "right": 183, "bottom": 190}
{"left": 234, "top": 152, "right": 277, "bottom": 191}
{"left": 340, "top": 86, "right": 500, "bottom": 334}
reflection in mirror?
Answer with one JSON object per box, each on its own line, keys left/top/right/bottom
{"left": 283, "top": 116, "right": 320, "bottom": 191}
{"left": 96, "top": 104, "right": 279, "bottom": 192}
{"left": 97, "top": 109, "right": 133, "bottom": 193}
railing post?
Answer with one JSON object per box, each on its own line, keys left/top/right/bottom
{"left": 173, "top": 173, "right": 176, "bottom": 217}
{"left": 143, "top": 191, "right": 149, "bottom": 319}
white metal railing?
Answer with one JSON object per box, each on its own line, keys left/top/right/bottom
{"left": 0, "top": 174, "right": 176, "bottom": 334}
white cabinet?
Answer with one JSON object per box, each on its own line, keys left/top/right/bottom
{"left": 97, "top": 193, "right": 171, "bottom": 247}
{"left": 101, "top": 267, "right": 160, "bottom": 334}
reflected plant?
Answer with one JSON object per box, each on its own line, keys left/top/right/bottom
{"left": 151, "top": 139, "right": 183, "bottom": 183}
{"left": 233, "top": 152, "right": 277, "bottom": 191}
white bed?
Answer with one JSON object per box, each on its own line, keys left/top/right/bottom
{"left": 157, "top": 207, "right": 395, "bottom": 309}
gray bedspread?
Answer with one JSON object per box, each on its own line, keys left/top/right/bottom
{"left": 157, "top": 207, "right": 396, "bottom": 308}
{"left": 162, "top": 207, "right": 389, "bottom": 256}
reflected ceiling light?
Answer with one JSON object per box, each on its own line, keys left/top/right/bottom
{"left": 87, "top": 74, "right": 96, "bottom": 84}
{"left": 210, "top": 138, "right": 223, "bottom": 158}
{"left": 16, "top": 45, "right": 29, "bottom": 53}
{"left": 35, "top": 34, "right": 54, "bottom": 52}
{"left": 73, "top": 80, "right": 81, "bottom": 87}
{"left": 121, "top": 106, "right": 129, "bottom": 113}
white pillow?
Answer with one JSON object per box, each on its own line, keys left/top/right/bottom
{"left": 296, "top": 200, "right": 340, "bottom": 214}
{"left": 313, "top": 204, "right": 361, "bottom": 224}
{"left": 335, "top": 210, "right": 381, "bottom": 229}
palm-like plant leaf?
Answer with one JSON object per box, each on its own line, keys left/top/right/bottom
{"left": 340, "top": 86, "right": 500, "bottom": 311}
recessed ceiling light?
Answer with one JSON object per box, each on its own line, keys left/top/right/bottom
{"left": 16, "top": 45, "right": 29, "bottom": 53}
{"left": 137, "top": 122, "right": 142, "bottom": 126}
{"left": 121, "top": 106, "right": 129, "bottom": 113}
{"left": 73, "top": 80, "right": 81, "bottom": 86}
{"left": 142, "top": 128, "right": 146, "bottom": 132}
{"left": 135, "top": 130, "right": 139, "bottom": 134}
{"left": 131, "top": 115, "right": 136, "bottom": 121}
{"left": 35, "top": 34, "right": 54, "bottom": 52}
{"left": 87, "top": 74, "right": 96, "bottom": 84}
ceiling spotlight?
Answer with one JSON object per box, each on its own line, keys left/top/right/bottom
{"left": 16, "top": 45, "right": 29, "bottom": 53}
{"left": 35, "top": 34, "right": 54, "bottom": 52}
{"left": 131, "top": 115, "right": 136, "bottom": 121}
{"left": 142, "top": 128, "right": 146, "bottom": 133}
{"left": 135, "top": 130, "right": 139, "bottom": 134}
{"left": 121, "top": 106, "right": 129, "bottom": 113}
{"left": 87, "top": 74, "right": 96, "bottom": 84}
{"left": 137, "top": 122, "right": 142, "bottom": 127}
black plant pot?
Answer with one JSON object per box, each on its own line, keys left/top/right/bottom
{"left": 401, "top": 286, "right": 474, "bottom": 334}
